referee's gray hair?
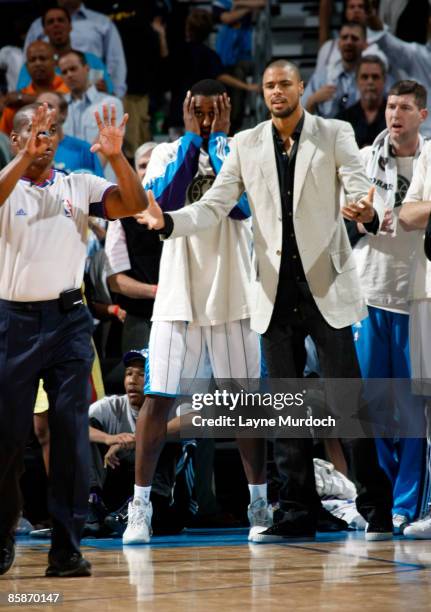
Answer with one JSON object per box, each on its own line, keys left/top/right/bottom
{"left": 12, "top": 103, "right": 40, "bottom": 132}
{"left": 134, "top": 142, "right": 158, "bottom": 169}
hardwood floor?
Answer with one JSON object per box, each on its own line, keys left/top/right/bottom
{"left": 1, "top": 531, "right": 430, "bottom": 611}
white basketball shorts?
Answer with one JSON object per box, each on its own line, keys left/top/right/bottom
{"left": 144, "top": 319, "right": 260, "bottom": 396}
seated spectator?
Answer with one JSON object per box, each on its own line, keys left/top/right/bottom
{"left": 168, "top": 9, "right": 259, "bottom": 135}
{"left": 105, "top": 142, "right": 161, "bottom": 353}
{"left": 86, "top": 349, "right": 185, "bottom": 536}
{"left": 0, "top": 41, "right": 68, "bottom": 135}
{"left": 134, "top": 142, "right": 158, "bottom": 181}
{"left": 36, "top": 91, "right": 103, "bottom": 176}
{"left": 316, "top": 0, "right": 389, "bottom": 80}
{"left": 337, "top": 55, "right": 387, "bottom": 148}
{"left": 24, "top": 0, "right": 126, "bottom": 98}
{"left": 302, "top": 21, "right": 366, "bottom": 118}
{"left": 366, "top": 6, "right": 431, "bottom": 137}
{"left": 17, "top": 7, "right": 113, "bottom": 95}
{"left": 58, "top": 50, "right": 123, "bottom": 179}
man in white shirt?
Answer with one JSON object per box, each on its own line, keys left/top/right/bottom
{"left": 352, "top": 80, "right": 429, "bottom": 535}
{"left": 302, "top": 21, "right": 366, "bottom": 118}
{"left": 59, "top": 49, "right": 122, "bottom": 145}
{"left": 398, "top": 97, "right": 431, "bottom": 538}
{"left": 0, "top": 102, "right": 148, "bottom": 577}
{"left": 59, "top": 49, "right": 123, "bottom": 180}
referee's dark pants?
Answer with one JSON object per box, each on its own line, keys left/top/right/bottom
{"left": 0, "top": 299, "right": 94, "bottom": 559}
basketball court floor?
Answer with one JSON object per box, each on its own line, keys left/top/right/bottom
{"left": 1, "top": 530, "right": 431, "bottom": 611}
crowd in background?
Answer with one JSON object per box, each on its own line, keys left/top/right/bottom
{"left": 2, "top": 0, "right": 431, "bottom": 539}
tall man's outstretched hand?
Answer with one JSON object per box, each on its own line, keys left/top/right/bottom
{"left": 135, "top": 190, "right": 165, "bottom": 230}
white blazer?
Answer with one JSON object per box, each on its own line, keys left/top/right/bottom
{"left": 168, "top": 111, "right": 373, "bottom": 333}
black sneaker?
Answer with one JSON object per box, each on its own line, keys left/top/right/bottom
{"left": 46, "top": 552, "right": 92, "bottom": 577}
{"left": 250, "top": 522, "right": 316, "bottom": 543}
{"left": 317, "top": 507, "right": 349, "bottom": 532}
{"left": 104, "top": 498, "right": 131, "bottom": 536}
{"left": 0, "top": 534, "right": 15, "bottom": 575}
{"left": 365, "top": 523, "right": 393, "bottom": 541}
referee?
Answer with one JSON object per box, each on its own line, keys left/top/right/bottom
{"left": 0, "top": 102, "right": 148, "bottom": 577}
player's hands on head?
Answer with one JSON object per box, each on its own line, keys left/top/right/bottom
{"left": 91, "top": 104, "right": 128, "bottom": 158}
{"left": 135, "top": 190, "right": 165, "bottom": 230}
{"left": 183, "top": 91, "right": 201, "bottom": 135}
{"left": 342, "top": 186, "right": 376, "bottom": 224}
{"left": 24, "top": 102, "right": 57, "bottom": 159}
{"left": 211, "top": 93, "right": 231, "bottom": 134}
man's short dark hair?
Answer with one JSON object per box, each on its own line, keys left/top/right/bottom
{"left": 356, "top": 55, "right": 387, "bottom": 78}
{"left": 62, "top": 49, "right": 87, "bottom": 66}
{"left": 42, "top": 6, "right": 71, "bottom": 27}
{"left": 190, "top": 79, "right": 227, "bottom": 97}
{"left": 263, "top": 59, "right": 302, "bottom": 81}
{"left": 340, "top": 19, "right": 366, "bottom": 39}
{"left": 12, "top": 104, "right": 39, "bottom": 132}
{"left": 388, "top": 80, "right": 428, "bottom": 109}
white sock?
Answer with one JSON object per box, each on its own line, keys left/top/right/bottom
{"left": 248, "top": 483, "right": 267, "bottom": 504}
{"left": 134, "top": 484, "right": 151, "bottom": 504}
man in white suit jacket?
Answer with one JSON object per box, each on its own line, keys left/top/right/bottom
{"left": 141, "top": 60, "right": 393, "bottom": 542}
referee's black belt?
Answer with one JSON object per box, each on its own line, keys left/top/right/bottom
{"left": 0, "top": 288, "right": 83, "bottom": 312}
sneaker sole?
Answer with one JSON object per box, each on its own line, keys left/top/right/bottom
{"left": 248, "top": 525, "right": 272, "bottom": 541}
{"left": 250, "top": 533, "right": 315, "bottom": 544}
{"left": 122, "top": 533, "right": 151, "bottom": 545}
{"left": 403, "top": 531, "right": 431, "bottom": 539}
{"left": 29, "top": 531, "right": 52, "bottom": 539}
{"left": 365, "top": 532, "right": 393, "bottom": 542}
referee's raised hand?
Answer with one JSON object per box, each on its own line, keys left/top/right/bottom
{"left": 91, "top": 104, "right": 128, "bottom": 159}
{"left": 24, "top": 102, "right": 57, "bottom": 160}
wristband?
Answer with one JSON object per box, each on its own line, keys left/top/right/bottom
{"left": 112, "top": 304, "right": 120, "bottom": 317}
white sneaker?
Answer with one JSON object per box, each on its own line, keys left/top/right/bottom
{"left": 247, "top": 497, "right": 273, "bottom": 541}
{"left": 392, "top": 514, "right": 409, "bottom": 535}
{"left": 123, "top": 499, "right": 153, "bottom": 545}
{"left": 322, "top": 499, "right": 366, "bottom": 530}
{"left": 403, "top": 515, "right": 431, "bottom": 539}
{"left": 314, "top": 458, "right": 357, "bottom": 500}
